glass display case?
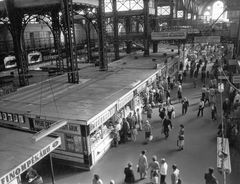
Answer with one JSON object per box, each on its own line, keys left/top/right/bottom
{"left": 65, "top": 134, "right": 83, "bottom": 153}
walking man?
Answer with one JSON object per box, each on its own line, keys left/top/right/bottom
{"left": 209, "top": 87, "right": 216, "bottom": 105}
{"left": 201, "top": 85, "right": 207, "bottom": 101}
{"left": 162, "top": 116, "right": 173, "bottom": 140}
{"left": 211, "top": 102, "right": 217, "bottom": 122}
{"left": 204, "top": 88, "right": 210, "bottom": 106}
{"left": 182, "top": 97, "right": 189, "bottom": 115}
{"left": 204, "top": 167, "right": 218, "bottom": 184}
{"left": 159, "top": 158, "right": 168, "bottom": 184}
{"left": 171, "top": 164, "right": 180, "bottom": 184}
{"left": 197, "top": 98, "right": 205, "bottom": 117}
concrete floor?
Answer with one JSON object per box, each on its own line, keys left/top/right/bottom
{"left": 20, "top": 63, "right": 240, "bottom": 184}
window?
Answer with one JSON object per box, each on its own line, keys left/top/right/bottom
{"left": 65, "top": 134, "right": 83, "bottom": 153}
{"left": 105, "top": 0, "right": 113, "bottom": 13}
{"left": 158, "top": 6, "right": 170, "bottom": 16}
{"left": 212, "top": 1, "right": 224, "bottom": 20}
{"left": 117, "top": 0, "right": 143, "bottom": 11}
{"left": 204, "top": 11, "right": 211, "bottom": 22}
{"left": 177, "top": 10, "right": 184, "bottom": 18}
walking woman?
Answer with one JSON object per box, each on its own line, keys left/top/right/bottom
{"left": 124, "top": 163, "right": 135, "bottom": 184}
{"left": 148, "top": 155, "right": 160, "bottom": 184}
{"left": 144, "top": 120, "right": 152, "bottom": 144}
{"left": 138, "top": 150, "right": 148, "bottom": 179}
{"left": 178, "top": 124, "right": 185, "bottom": 151}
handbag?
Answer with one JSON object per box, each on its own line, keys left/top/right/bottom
{"left": 178, "top": 178, "right": 182, "bottom": 184}
{"left": 149, "top": 134, "right": 153, "bottom": 141}
{"left": 137, "top": 165, "right": 139, "bottom": 172}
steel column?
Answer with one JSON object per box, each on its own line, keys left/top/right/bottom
{"left": 62, "top": 0, "right": 79, "bottom": 83}
{"left": 51, "top": 8, "right": 64, "bottom": 74}
{"left": 5, "top": 0, "right": 29, "bottom": 86}
{"left": 143, "top": 0, "right": 150, "bottom": 56}
{"left": 98, "top": 0, "right": 108, "bottom": 71}
{"left": 86, "top": 20, "right": 92, "bottom": 62}
{"left": 170, "top": 0, "right": 174, "bottom": 27}
{"left": 113, "top": 0, "right": 119, "bottom": 61}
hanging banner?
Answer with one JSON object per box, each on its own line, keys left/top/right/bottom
{"left": 194, "top": 36, "right": 221, "bottom": 43}
{"left": 151, "top": 31, "right": 187, "bottom": 40}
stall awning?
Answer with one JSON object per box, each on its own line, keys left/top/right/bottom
{"left": 0, "top": 126, "right": 61, "bottom": 184}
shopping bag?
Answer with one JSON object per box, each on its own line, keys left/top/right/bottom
{"left": 172, "top": 111, "right": 176, "bottom": 119}
{"left": 149, "top": 134, "right": 153, "bottom": 141}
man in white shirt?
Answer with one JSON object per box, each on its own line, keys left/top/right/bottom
{"left": 159, "top": 158, "right": 168, "bottom": 184}
{"left": 171, "top": 164, "right": 180, "bottom": 184}
{"left": 197, "top": 98, "right": 205, "bottom": 117}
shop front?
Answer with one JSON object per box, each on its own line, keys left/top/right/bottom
{"left": 88, "top": 103, "right": 117, "bottom": 167}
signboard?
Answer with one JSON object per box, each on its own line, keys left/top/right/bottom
{"left": 33, "top": 119, "right": 81, "bottom": 134}
{"left": 0, "top": 112, "right": 25, "bottom": 124}
{"left": 194, "top": 36, "right": 221, "bottom": 43}
{"left": 233, "top": 75, "right": 240, "bottom": 83}
{"left": 187, "top": 29, "right": 200, "bottom": 34}
{"left": 28, "top": 52, "right": 42, "bottom": 64}
{"left": 151, "top": 31, "right": 187, "bottom": 40}
{"left": 0, "top": 137, "right": 61, "bottom": 184}
{"left": 218, "top": 75, "right": 229, "bottom": 80}
{"left": 227, "top": 11, "right": 240, "bottom": 20}
{"left": 89, "top": 105, "right": 116, "bottom": 133}
{"left": 117, "top": 92, "right": 134, "bottom": 111}
{"left": 135, "top": 83, "right": 147, "bottom": 94}
{"left": 227, "top": 0, "right": 240, "bottom": 11}
{"left": 4, "top": 56, "right": 16, "bottom": 69}
{"left": 229, "top": 60, "right": 236, "bottom": 65}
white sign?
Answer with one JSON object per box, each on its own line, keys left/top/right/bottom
{"left": 28, "top": 52, "right": 42, "bottom": 64}
{"left": 218, "top": 75, "right": 229, "bottom": 80}
{"left": 136, "top": 83, "right": 147, "bottom": 94}
{"left": 151, "top": 31, "right": 187, "bottom": 40}
{"left": 0, "top": 137, "right": 61, "bottom": 184}
{"left": 117, "top": 93, "right": 134, "bottom": 110}
{"left": 89, "top": 105, "right": 116, "bottom": 133}
{"left": 187, "top": 29, "right": 200, "bottom": 34}
{"left": 229, "top": 60, "right": 236, "bottom": 65}
{"left": 233, "top": 75, "right": 240, "bottom": 83}
{"left": 34, "top": 119, "right": 81, "bottom": 134}
{"left": 194, "top": 36, "right": 221, "bottom": 43}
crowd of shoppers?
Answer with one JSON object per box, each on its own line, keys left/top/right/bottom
{"left": 92, "top": 46, "right": 235, "bottom": 184}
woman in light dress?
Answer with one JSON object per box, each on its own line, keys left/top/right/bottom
{"left": 138, "top": 150, "right": 148, "bottom": 179}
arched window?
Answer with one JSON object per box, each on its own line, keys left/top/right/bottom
{"left": 204, "top": 11, "right": 211, "bottom": 22}
{"left": 212, "top": 1, "right": 224, "bottom": 20}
